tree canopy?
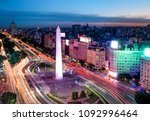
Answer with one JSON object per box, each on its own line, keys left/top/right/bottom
{"left": 1, "top": 92, "right": 17, "bottom": 104}
{"left": 135, "top": 91, "right": 150, "bottom": 104}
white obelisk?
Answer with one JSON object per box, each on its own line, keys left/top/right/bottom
{"left": 55, "top": 26, "right": 63, "bottom": 80}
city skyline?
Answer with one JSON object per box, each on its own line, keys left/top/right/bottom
{"left": 1, "top": 0, "right": 150, "bottom": 27}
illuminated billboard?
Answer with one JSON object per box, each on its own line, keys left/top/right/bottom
{"left": 80, "top": 36, "right": 91, "bottom": 43}
{"left": 111, "top": 41, "right": 119, "bottom": 49}
{"left": 144, "top": 48, "right": 150, "bottom": 57}
{"left": 61, "top": 33, "right": 66, "bottom": 37}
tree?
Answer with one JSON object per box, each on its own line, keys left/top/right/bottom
{"left": 88, "top": 63, "right": 95, "bottom": 69}
{"left": 19, "top": 51, "right": 27, "bottom": 59}
{"left": 0, "top": 55, "right": 7, "bottom": 63}
{"left": 1, "top": 92, "right": 16, "bottom": 104}
{"left": 135, "top": 91, "right": 150, "bottom": 104}
{"left": 118, "top": 73, "right": 131, "bottom": 81}
{"left": 79, "top": 90, "right": 86, "bottom": 98}
{"left": 132, "top": 72, "right": 140, "bottom": 80}
{"left": 0, "top": 33, "right": 6, "bottom": 39}
{"left": 79, "top": 60, "right": 85, "bottom": 66}
{"left": 3, "top": 39, "right": 15, "bottom": 53}
{"left": 101, "top": 67, "right": 105, "bottom": 71}
{"left": 72, "top": 92, "right": 78, "bottom": 100}
{"left": 11, "top": 51, "right": 19, "bottom": 64}
{"left": 0, "top": 41, "right": 2, "bottom": 48}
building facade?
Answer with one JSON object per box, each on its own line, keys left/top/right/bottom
{"left": 87, "top": 47, "right": 105, "bottom": 69}
{"left": 109, "top": 44, "right": 144, "bottom": 76}
{"left": 10, "top": 18, "right": 16, "bottom": 35}
{"left": 140, "top": 56, "right": 150, "bottom": 91}
{"left": 44, "top": 33, "right": 53, "bottom": 48}
{"left": 69, "top": 40, "right": 89, "bottom": 61}
{"left": 34, "top": 31, "right": 42, "bottom": 44}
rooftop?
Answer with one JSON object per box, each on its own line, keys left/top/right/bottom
{"left": 141, "top": 56, "right": 150, "bottom": 61}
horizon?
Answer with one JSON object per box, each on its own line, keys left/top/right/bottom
{"left": 1, "top": 0, "right": 150, "bottom": 28}
{"left": 1, "top": 22, "right": 150, "bottom": 29}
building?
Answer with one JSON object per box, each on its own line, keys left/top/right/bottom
{"left": 10, "top": 17, "right": 16, "bottom": 35}
{"left": 61, "top": 39, "right": 66, "bottom": 56}
{"left": 72, "top": 24, "right": 81, "bottom": 33}
{"left": 87, "top": 47, "right": 105, "bottom": 69}
{"left": 34, "top": 31, "right": 42, "bottom": 44}
{"left": 140, "top": 56, "right": 150, "bottom": 91}
{"left": 69, "top": 40, "right": 89, "bottom": 61}
{"left": 61, "top": 39, "right": 70, "bottom": 56}
{"left": 140, "top": 48, "right": 150, "bottom": 91}
{"left": 44, "top": 33, "right": 53, "bottom": 48}
{"left": 109, "top": 44, "right": 144, "bottom": 77}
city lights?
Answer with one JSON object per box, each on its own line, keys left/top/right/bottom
{"left": 1, "top": 0, "right": 150, "bottom": 106}
{"left": 61, "top": 33, "right": 66, "bottom": 37}
{"left": 111, "top": 41, "right": 119, "bottom": 49}
{"left": 144, "top": 48, "right": 150, "bottom": 57}
{"left": 80, "top": 36, "right": 91, "bottom": 43}
{"left": 109, "top": 71, "right": 118, "bottom": 78}
{"left": 65, "top": 39, "right": 70, "bottom": 46}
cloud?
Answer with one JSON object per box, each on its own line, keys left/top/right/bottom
{"left": 0, "top": 10, "right": 150, "bottom": 27}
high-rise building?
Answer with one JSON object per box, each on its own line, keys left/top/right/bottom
{"left": 109, "top": 43, "right": 144, "bottom": 77}
{"left": 69, "top": 40, "right": 89, "bottom": 61}
{"left": 140, "top": 48, "right": 150, "bottom": 91}
{"left": 34, "top": 31, "right": 42, "bottom": 44}
{"left": 61, "top": 39, "right": 70, "bottom": 56}
{"left": 10, "top": 17, "right": 16, "bottom": 35}
{"left": 61, "top": 39, "right": 66, "bottom": 56}
{"left": 72, "top": 24, "right": 81, "bottom": 33}
{"left": 140, "top": 56, "right": 150, "bottom": 91}
{"left": 87, "top": 47, "right": 105, "bottom": 69}
{"left": 44, "top": 33, "right": 53, "bottom": 48}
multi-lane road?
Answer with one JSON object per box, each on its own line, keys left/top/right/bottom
{"left": 0, "top": 39, "right": 25, "bottom": 103}
{"left": 75, "top": 67, "right": 135, "bottom": 104}
{"left": 3, "top": 32, "right": 136, "bottom": 104}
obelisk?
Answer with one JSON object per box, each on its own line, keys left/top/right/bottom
{"left": 55, "top": 26, "right": 63, "bottom": 80}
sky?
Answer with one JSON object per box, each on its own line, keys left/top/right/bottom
{"left": 0, "top": 0, "right": 150, "bottom": 27}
